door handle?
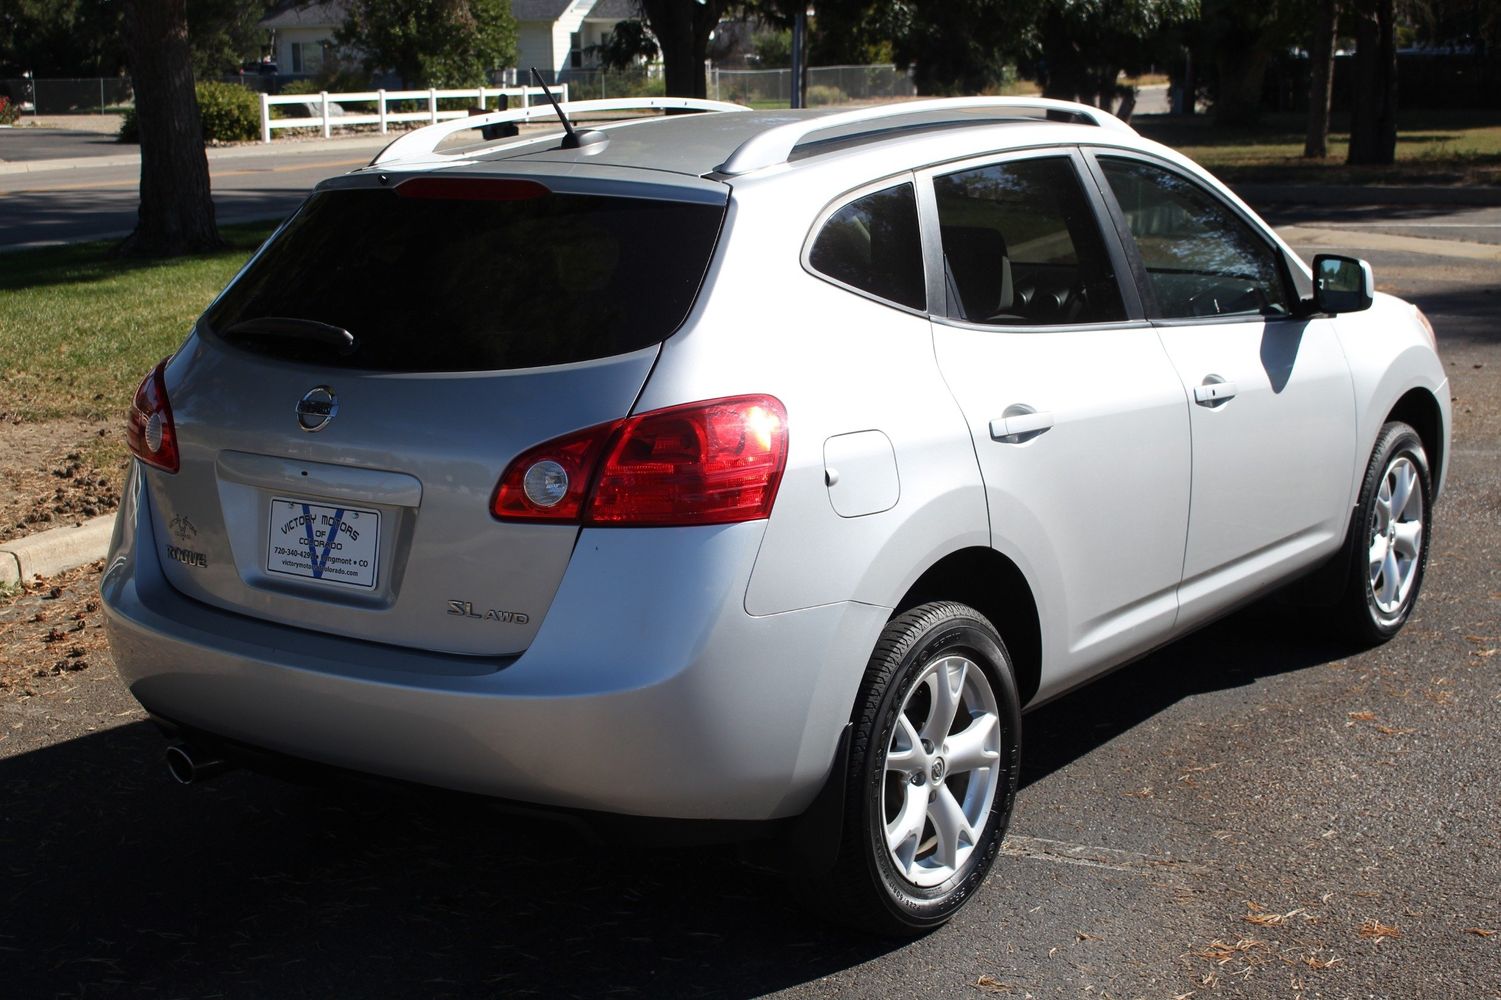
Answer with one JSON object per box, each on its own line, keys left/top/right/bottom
{"left": 988, "top": 408, "right": 1054, "bottom": 443}
{"left": 1193, "top": 377, "right": 1237, "bottom": 407}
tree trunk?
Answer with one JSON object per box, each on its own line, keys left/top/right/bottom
{"left": 1347, "top": 0, "right": 1397, "bottom": 165}
{"left": 1214, "top": 45, "right": 1271, "bottom": 126}
{"left": 1304, "top": 0, "right": 1339, "bottom": 158}
{"left": 119, "top": 0, "right": 220, "bottom": 256}
{"left": 639, "top": 0, "right": 724, "bottom": 99}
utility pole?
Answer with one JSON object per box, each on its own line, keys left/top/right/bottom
{"left": 790, "top": 5, "right": 807, "bottom": 109}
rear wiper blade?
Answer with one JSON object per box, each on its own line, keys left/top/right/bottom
{"left": 222, "top": 317, "right": 356, "bottom": 355}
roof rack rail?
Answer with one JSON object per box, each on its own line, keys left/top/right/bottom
{"left": 714, "top": 97, "right": 1134, "bottom": 177}
{"left": 371, "top": 97, "right": 748, "bottom": 167}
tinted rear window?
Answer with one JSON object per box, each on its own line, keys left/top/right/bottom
{"left": 204, "top": 185, "right": 726, "bottom": 371}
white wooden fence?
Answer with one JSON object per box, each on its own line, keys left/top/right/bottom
{"left": 258, "top": 84, "right": 567, "bottom": 143}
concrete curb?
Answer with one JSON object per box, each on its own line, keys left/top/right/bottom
{"left": 1234, "top": 182, "right": 1501, "bottom": 207}
{"left": 0, "top": 515, "right": 115, "bottom": 588}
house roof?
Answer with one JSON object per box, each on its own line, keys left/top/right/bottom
{"left": 584, "top": 0, "right": 638, "bottom": 19}
{"left": 511, "top": 0, "right": 574, "bottom": 21}
{"left": 259, "top": 1, "right": 348, "bottom": 30}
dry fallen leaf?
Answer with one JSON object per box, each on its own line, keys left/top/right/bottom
{"left": 1359, "top": 919, "right": 1401, "bottom": 941}
{"left": 1244, "top": 903, "right": 1306, "bottom": 927}
{"left": 1348, "top": 710, "right": 1377, "bottom": 722}
{"left": 1076, "top": 931, "right": 1100, "bottom": 941}
{"left": 1465, "top": 927, "right": 1497, "bottom": 938}
{"left": 974, "top": 974, "right": 1013, "bottom": 994}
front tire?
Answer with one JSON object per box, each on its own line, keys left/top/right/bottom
{"left": 819, "top": 602, "right": 1021, "bottom": 935}
{"left": 1338, "top": 421, "right": 1433, "bottom": 644}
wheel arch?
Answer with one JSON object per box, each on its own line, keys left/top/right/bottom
{"left": 1386, "top": 387, "right": 1445, "bottom": 493}
{"left": 891, "top": 546, "right": 1043, "bottom": 707}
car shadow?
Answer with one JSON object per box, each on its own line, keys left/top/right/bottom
{"left": 0, "top": 602, "right": 1353, "bottom": 998}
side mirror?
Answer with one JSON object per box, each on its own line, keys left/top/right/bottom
{"left": 1313, "top": 254, "right": 1374, "bottom": 314}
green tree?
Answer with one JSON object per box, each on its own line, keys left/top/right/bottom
{"left": 1347, "top": 0, "right": 1398, "bottom": 164}
{"left": 1304, "top": 0, "right": 1339, "bottom": 157}
{"left": 637, "top": 0, "right": 728, "bottom": 98}
{"left": 1195, "top": 0, "right": 1304, "bottom": 125}
{"left": 1034, "top": 0, "right": 1198, "bottom": 113}
{"left": 337, "top": 0, "right": 518, "bottom": 88}
{"left": 186, "top": 0, "right": 279, "bottom": 79}
{"left": 0, "top": 0, "right": 125, "bottom": 76}
{"left": 119, "top": 0, "right": 221, "bottom": 257}
{"left": 889, "top": 0, "right": 1043, "bottom": 94}
{"left": 589, "top": 19, "right": 658, "bottom": 71}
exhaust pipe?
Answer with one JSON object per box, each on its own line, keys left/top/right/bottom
{"left": 164, "top": 743, "right": 230, "bottom": 785}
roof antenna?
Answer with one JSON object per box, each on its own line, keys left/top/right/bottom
{"left": 530, "top": 67, "right": 606, "bottom": 149}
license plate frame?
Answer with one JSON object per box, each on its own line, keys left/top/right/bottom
{"left": 266, "top": 497, "right": 381, "bottom": 589}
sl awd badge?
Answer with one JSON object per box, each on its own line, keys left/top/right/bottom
{"left": 296, "top": 385, "right": 338, "bottom": 432}
{"left": 447, "top": 601, "right": 530, "bottom": 625}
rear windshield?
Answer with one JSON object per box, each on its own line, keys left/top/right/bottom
{"left": 203, "top": 184, "right": 726, "bottom": 371}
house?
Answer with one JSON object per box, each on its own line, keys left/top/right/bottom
{"left": 258, "top": 0, "right": 640, "bottom": 83}
{"left": 513, "top": 0, "right": 639, "bottom": 80}
{"left": 259, "top": 0, "right": 347, "bottom": 77}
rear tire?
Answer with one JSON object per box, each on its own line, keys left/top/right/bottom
{"left": 816, "top": 602, "right": 1021, "bottom": 936}
{"left": 1338, "top": 421, "right": 1432, "bottom": 645}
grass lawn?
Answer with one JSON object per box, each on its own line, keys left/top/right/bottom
{"left": 1133, "top": 109, "right": 1501, "bottom": 186}
{"left": 0, "top": 222, "right": 277, "bottom": 424}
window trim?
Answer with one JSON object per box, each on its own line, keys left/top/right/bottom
{"left": 1082, "top": 148, "right": 1307, "bottom": 327}
{"left": 912, "top": 146, "right": 1145, "bottom": 331}
{"left": 800, "top": 172, "right": 930, "bottom": 317}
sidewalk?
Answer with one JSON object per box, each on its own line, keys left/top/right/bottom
{"left": 1234, "top": 181, "right": 1501, "bottom": 208}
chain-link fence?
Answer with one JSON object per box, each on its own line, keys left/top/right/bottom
{"left": 0, "top": 64, "right": 914, "bottom": 118}
{"left": 710, "top": 65, "right": 916, "bottom": 106}
{"left": 550, "top": 64, "right": 917, "bottom": 107}
{"left": 0, "top": 78, "right": 133, "bottom": 115}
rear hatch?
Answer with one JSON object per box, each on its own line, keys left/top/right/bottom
{"left": 143, "top": 171, "right": 726, "bottom": 658}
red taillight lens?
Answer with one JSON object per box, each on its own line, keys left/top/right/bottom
{"left": 490, "top": 395, "right": 788, "bottom": 526}
{"left": 125, "top": 358, "right": 179, "bottom": 473}
{"left": 589, "top": 395, "right": 788, "bottom": 526}
{"left": 491, "top": 419, "right": 623, "bottom": 522}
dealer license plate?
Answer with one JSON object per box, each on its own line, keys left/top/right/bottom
{"left": 266, "top": 498, "right": 380, "bottom": 589}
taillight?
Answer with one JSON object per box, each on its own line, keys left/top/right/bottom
{"left": 491, "top": 395, "right": 788, "bottom": 526}
{"left": 125, "top": 358, "right": 179, "bottom": 473}
{"left": 491, "top": 419, "right": 622, "bottom": 522}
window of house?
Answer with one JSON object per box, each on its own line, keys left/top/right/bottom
{"left": 291, "top": 41, "right": 326, "bottom": 75}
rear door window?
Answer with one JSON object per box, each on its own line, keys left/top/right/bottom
{"left": 204, "top": 181, "right": 726, "bottom": 371}
{"left": 933, "top": 156, "right": 1126, "bottom": 326}
{"left": 807, "top": 182, "right": 926, "bottom": 311}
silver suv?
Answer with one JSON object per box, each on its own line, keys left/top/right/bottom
{"left": 103, "top": 97, "right": 1450, "bottom": 933}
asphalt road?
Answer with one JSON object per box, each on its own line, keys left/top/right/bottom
{"left": 2, "top": 193, "right": 1499, "bottom": 997}
{"left": 0, "top": 126, "right": 126, "bottom": 162}
{"left": 0, "top": 145, "right": 379, "bottom": 250}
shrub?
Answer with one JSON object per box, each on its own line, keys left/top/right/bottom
{"left": 120, "top": 81, "right": 260, "bottom": 143}
{"left": 195, "top": 80, "right": 260, "bottom": 141}
{"left": 270, "top": 78, "right": 322, "bottom": 120}
{"left": 806, "top": 84, "right": 848, "bottom": 107}
{"left": 0, "top": 96, "right": 19, "bottom": 125}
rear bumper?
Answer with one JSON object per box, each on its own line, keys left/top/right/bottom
{"left": 103, "top": 464, "right": 886, "bottom": 821}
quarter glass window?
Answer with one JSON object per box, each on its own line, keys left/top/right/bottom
{"left": 1099, "top": 157, "right": 1293, "bottom": 319}
{"left": 808, "top": 183, "right": 926, "bottom": 311}
{"left": 933, "top": 156, "right": 1125, "bottom": 326}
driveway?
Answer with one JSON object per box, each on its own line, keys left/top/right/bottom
{"left": 1, "top": 215, "right": 1497, "bottom": 1000}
